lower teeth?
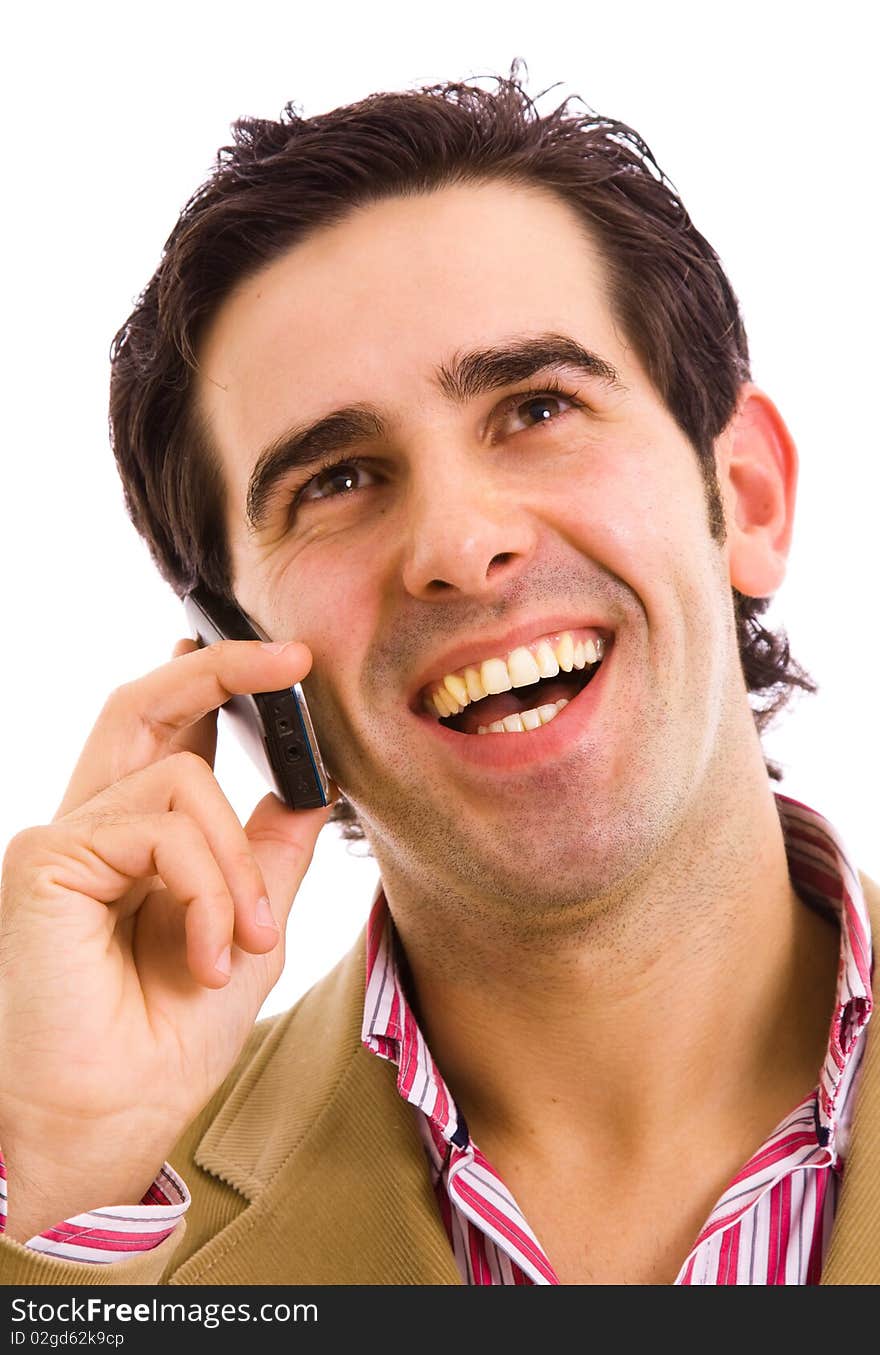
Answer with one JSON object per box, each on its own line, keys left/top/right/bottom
{"left": 477, "top": 698, "right": 569, "bottom": 735}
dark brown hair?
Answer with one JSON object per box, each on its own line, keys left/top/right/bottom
{"left": 109, "top": 60, "right": 816, "bottom": 836}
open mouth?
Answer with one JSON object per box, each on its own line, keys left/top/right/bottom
{"left": 419, "top": 628, "right": 610, "bottom": 735}
{"left": 444, "top": 665, "right": 598, "bottom": 733}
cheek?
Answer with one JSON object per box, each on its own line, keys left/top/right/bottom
{"left": 260, "top": 545, "right": 380, "bottom": 694}
{"left": 541, "top": 444, "right": 723, "bottom": 651}
{"left": 532, "top": 446, "right": 674, "bottom": 571}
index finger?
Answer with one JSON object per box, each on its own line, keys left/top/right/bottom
{"left": 55, "top": 639, "right": 313, "bottom": 819}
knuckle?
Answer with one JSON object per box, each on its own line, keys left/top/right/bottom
{"left": 1, "top": 829, "right": 72, "bottom": 902}
{"left": 2, "top": 826, "right": 47, "bottom": 870}
{"left": 230, "top": 847, "right": 261, "bottom": 878}
{"left": 102, "top": 681, "right": 135, "bottom": 717}
{"left": 202, "top": 886, "right": 235, "bottom": 919}
{"left": 1, "top": 829, "right": 72, "bottom": 909}
{"left": 169, "top": 748, "right": 213, "bottom": 781}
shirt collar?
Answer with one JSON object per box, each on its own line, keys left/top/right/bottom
{"left": 774, "top": 793, "right": 873, "bottom": 1143}
{"left": 362, "top": 793, "right": 873, "bottom": 1150}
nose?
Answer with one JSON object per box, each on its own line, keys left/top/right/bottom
{"left": 399, "top": 451, "right": 538, "bottom": 600}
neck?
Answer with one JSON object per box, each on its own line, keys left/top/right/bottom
{"left": 377, "top": 742, "right": 840, "bottom": 1164}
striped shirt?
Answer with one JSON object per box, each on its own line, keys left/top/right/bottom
{"left": 1, "top": 793, "right": 872, "bottom": 1281}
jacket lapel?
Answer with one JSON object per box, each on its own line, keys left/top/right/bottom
{"left": 174, "top": 930, "right": 461, "bottom": 1285}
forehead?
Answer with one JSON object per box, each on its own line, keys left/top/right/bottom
{"left": 196, "top": 181, "right": 623, "bottom": 505}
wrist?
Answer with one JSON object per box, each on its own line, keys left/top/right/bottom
{"left": 1, "top": 1137, "right": 169, "bottom": 1244}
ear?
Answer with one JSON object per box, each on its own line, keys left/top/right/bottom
{"left": 715, "top": 384, "right": 799, "bottom": 597}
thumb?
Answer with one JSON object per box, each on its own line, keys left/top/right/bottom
{"left": 243, "top": 792, "right": 332, "bottom": 937}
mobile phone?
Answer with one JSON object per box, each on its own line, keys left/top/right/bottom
{"left": 182, "top": 585, "right": 330, "bottom": 811}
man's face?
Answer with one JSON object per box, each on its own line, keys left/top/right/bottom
{"left": 197, "top": 182, "right": 748, "bottom": 910}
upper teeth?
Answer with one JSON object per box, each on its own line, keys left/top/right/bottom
{"left": 424, "top": 630, "right": 606, "bottom": 718}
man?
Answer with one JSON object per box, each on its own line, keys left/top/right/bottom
{"left": 0, "top": 66, "right": 876, "bottom": 1286}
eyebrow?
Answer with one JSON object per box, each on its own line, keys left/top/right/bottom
{"left": 245, "top": 332, "right": 624, "bottom": 532}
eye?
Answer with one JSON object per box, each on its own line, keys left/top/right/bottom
{"left": 298, "top": 458, "right": 378, "bottom": 505}
{"left": 497, "top": 385, "right": 582, "bottom": 438}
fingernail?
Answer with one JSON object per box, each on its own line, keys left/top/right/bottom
{"left": 214, "top": 945, "right": 232, "bottom": 978}
{"left": 256, "top": 895, "right": 279, "bottom": 931}
{"left": 261, "top": 641, "right": 294, "bottom": 654}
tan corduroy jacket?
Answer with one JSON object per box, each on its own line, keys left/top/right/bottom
{"left": 1, "top": 873, "right": 879, "bottom": 1286}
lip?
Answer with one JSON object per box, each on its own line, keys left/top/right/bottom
{"left": 412, "top": 633, "right": 614, "bottom": 771}
{"left": 407, "top": 614, "right": 615, "bottom": 711}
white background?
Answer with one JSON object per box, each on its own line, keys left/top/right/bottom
{"left": 3, "top": 1, "right": 877, "bottom": 1018}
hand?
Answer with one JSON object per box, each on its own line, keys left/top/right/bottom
{"left": 0, "top": 637, "right": 332, "bottom": 1242}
